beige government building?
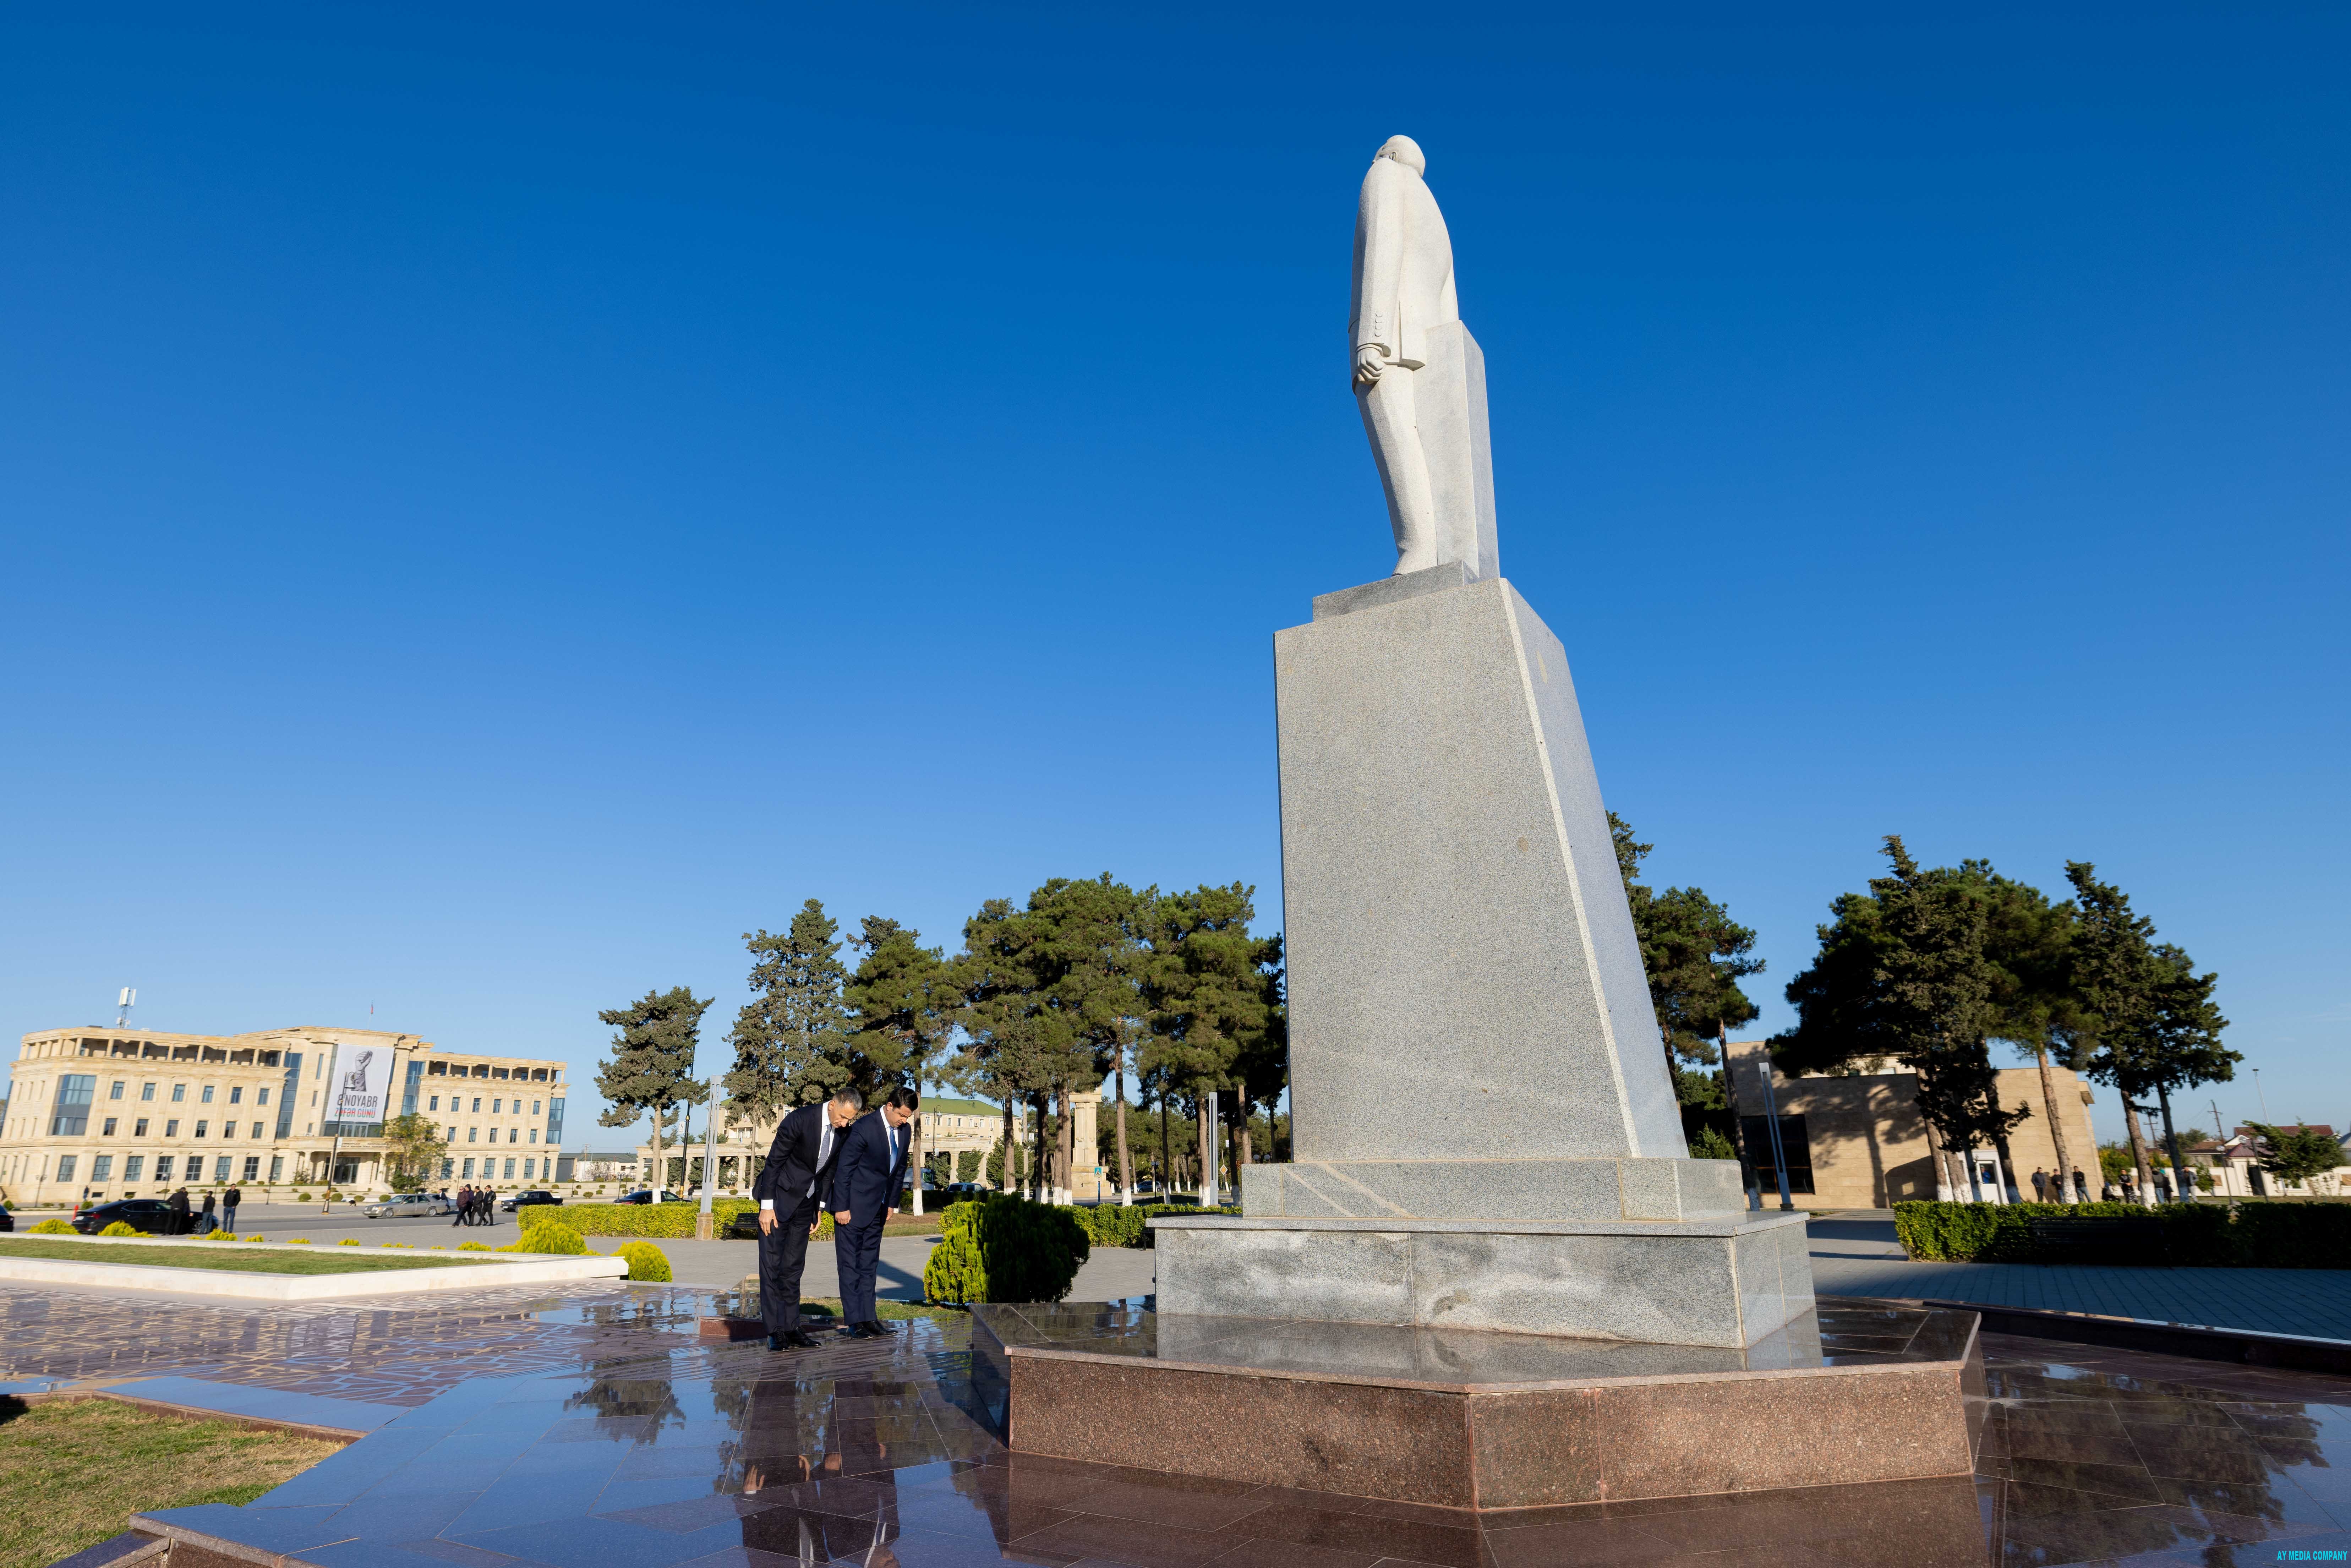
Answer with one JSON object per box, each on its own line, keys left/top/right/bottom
{"left": 1, "top": 1023, "right": 568, "bottom": 1206}
{"left": 1725, "top": 1037, "right": 2100, "bottom": 1206}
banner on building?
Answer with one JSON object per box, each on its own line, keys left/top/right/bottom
{"left": 326, "top": 1042, "right": 395, "bottom": 1129}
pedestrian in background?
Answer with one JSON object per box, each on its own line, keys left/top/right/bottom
{"left": 166, "top": 1187, "right": 191, "bottom": 1234}
{"left": 196, "top": 1192, "right": 217, "bottom": 1234}
{"left": 223, "top": 1185, "right": 242, "bottom": 1232}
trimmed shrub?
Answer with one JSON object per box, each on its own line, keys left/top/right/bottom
{"left": 29, "top": 1218, "right": 75, "bottom": 1234}
{"left": 457, "top": 1241, "right": 493, "bottom": 1251}
{"left": 614, "top": 1241, "right": 672, "bottom": 1282}
{"left": 99, "top": 1221, "right": 141, "bottom": 1237}
{"left": 513, "top": 1212, "right": 589, "bottom": 1254}
{"left": 1893, "top": 1200, "right": 2349, "bottom": 1267}
{"left": 287, "top": 1237, "right": 312, "bottom": 1244}
{"left": 536, "top": 1199, "right": 758, "bottom": 1239}
{"left": 337, "top": 1238, "right": 360, "bottom": 1246}
{"left": 924, "top": 1195, "right": 1089, "bottom": 1304}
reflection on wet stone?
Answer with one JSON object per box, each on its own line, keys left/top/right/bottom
{"left": 0, "top": 1279, "right": 2342, "bottom": 1567}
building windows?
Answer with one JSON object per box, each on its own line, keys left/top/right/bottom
{"left": 109, "top": 1081, "right": 125, "bottom": 1100}
{"left": 257, "top": 1087, "right": 269, "bottom": 1105}
{"left": 229, "top": 1087, "right": 243, "bottom": 1104}
{"left": 471, "top": 1098, "right": 481, "bottom": 1113}
{"left": 141, "top": 1083, "right": 156, "bottom": 1102}
{"left": 532, "top": 1100, "right": 541, "bottom": 1115}
{"left": 523, "top": 1159, "right": 534, "bottom": 1178}
{"left": 429, "top": 1096, "right": 439, "bottom": 1112}
{"left": 461, "top": 1158, "right": 475, "bottom": 1178}
{"left": 492, "top": 1098, "right": 502, "bottom": 1114}
{"left": 155, "top": 1157, "right": 175, "bottom": 1181}
{"left": 401, "top": 1060, "right": 423, "bottom": 1117}
{"left": 165, "top": 1119, "right": 179, "bottom": 1137}
{"left": 56, "top": 1155, "right": 77, "bottom": 1182}
{"left": 133, "top": 1117, "right": 150, "bottom": 1136}
{"left": 529, "top": 1130, "right": 538, "bottom": 1144}
{"left": 547, "top": 1097, "right": 565, "bottom": 1140}
{"left": 269, "top": 1155, "right": 284, "bottom": 1181}
{"left": 93, "top": 1156, "right": 113, "bottom": 1181}
{"left": 503, "top": 1158, "right": 515, "bottom": 1179}
{"left": 242, "top": 1157, "right": 260, "bottom": 1181}
{"left": 125, "top": 1156, "right": 145, "bottom": 1180}
{"left": 248, "top": 1121, "right": 263, "bottom": 1138}
{"left": 200, "top": 1086, "right": 215, "bottom": 1104}
{"left": 332, "top": 1157, "right": 359, "bottom": 1184}
{"left": 439, "top": 1159, "right": 453, "bottom": 1178}
{"left": 509, "top": 1129, "right": 519, "bottom": 1144}
{"left": 50, "top": 1075, "right": 96, "bottom": 1136}
{"left": 1740, "top": 1116, "right": 1817, "bottom": 1195}
{"left": 102, "top": 1118, "right": 118, "bottom": 1136}
{"left": 171, "top": 1085, "right": 186, "bottom": 1103}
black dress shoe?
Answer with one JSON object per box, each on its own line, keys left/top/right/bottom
{"left": 765, "top": 1333, "right": 787, "bottom": 1351}
{"left": 862, "top": 1319, "right": 892, "bottom": 1334}
{"left": 783, "top": 1329, "right": 819, "bottom": 1349}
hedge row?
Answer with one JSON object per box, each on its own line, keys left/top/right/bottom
{"left": 1061, "top": 1203, "right": 1242, "bottom": 1249}
{"left": 527, "top": 1200, "right": 760, "bottom": 1238}
{"left": 1893, "top": 1200, "right": 2351, "bottom": 1268}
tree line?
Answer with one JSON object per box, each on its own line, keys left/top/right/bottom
{"left": 592, "top": 876, "right": 1285, "bottom": 1200}
{"left": 1771, "top": 837, "right": 2236, "bottom": 1202}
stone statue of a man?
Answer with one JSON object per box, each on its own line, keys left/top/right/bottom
{"left": 1351, "top": 136, "right": 1497, "bottom": 581}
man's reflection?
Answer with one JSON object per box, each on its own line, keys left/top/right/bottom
{"left": 738, "top": 1376, "right": 900, "bottom": 1568}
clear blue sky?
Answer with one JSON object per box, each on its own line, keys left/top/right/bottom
{"left": 4, "top": 4, "right": 2344, "bottom": 1145}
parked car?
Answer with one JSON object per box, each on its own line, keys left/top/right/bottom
{"left": 0, "top": 1208, "right": 12, "bottom": 1231}
{"left": 611, "top": 1189, "right": 686, "bottom": 1205}
{"left": 71, "top": 1198, "right": 176, "bottom": 1235}
{"left": 362, "top": 1192, "right": 454, "bottom": 1219}
{"left": 499, "top": 1190, "right": 562, "bottom": 1213}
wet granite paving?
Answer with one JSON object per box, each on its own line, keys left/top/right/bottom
{"left": 3, "top": 1279, "right": 2347, "bottom": 1566}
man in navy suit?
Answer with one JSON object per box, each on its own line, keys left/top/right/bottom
{"left": 831, "top": 1085, "right": 917, "bottom": 1338}
{"left": 754, "top": 1086, "right": 862, "bottom": 1350}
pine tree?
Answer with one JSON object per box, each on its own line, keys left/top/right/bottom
{"left": 2064, "top": 863, "right": 2236, "bottom": 1204}
{"left": 594, "top": 985, "right": 711, "bottom": 1195}
{"left": 1775, "top": 839, "right": 2027, "bottom": 1197}
{"left": 842, "top": 915, "right": 953, "bottom": 1210}
{"left": 723, "top": 900, "right": 853, "bottom": 1131}
{"left": 1135, "top": 883, "right": 1285, "bottom": 1203}
{"left": 1609, "top": 813, "right": 1763, "bottom": 1107}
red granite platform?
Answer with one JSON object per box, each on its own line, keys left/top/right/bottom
{"left": 973, "top": 1297, "right": 1987, "bottom": 1509}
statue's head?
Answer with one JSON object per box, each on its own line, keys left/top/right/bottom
{"left": 1375, "top": 135, "right": 1426, "bottom": 177}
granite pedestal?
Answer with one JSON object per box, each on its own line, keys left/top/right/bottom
{"left": 1152, "top": 570, "right": 1819, "bottom": 1347}
{"left": 974, "top": 1297, "right": 1985, "bottom": 1510}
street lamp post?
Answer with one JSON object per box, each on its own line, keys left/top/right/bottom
{"left": 696, "top": 1074, "right": 718, "bottom": 1241}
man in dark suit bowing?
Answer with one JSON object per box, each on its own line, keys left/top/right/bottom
{"left": 831, "top": 1085, "right": 917, "bottom": 1339}
{"left": 755, "top": 1086, "right": 863, "bottom": 1350}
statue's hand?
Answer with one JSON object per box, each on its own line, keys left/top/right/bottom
{"left": 1353, "top": 344, "right": 1386, "bottom": 388}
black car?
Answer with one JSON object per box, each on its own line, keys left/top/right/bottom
{"left": 72, "top": 1198, "right": 176, "bottom": 1235}
{"left": 612, "top": 1189, "right": 684, "bottom": 1205}
{"left": 498, "top": 1190, "right": 563, "bottom": 1213}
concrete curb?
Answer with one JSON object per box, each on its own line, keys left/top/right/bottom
{"left": 1906, "top": 1296, "right": 2351, "bottom": 1375}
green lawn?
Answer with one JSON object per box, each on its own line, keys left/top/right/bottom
{"left": 0, "top": 1396, "right": 341, "bottom": 1568}
{"left": 0, "top": 1238, "right": 487, "bottom": 1273}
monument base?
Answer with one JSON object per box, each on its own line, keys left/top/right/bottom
{"left": 972, "top": 1297, "right": 1985, "bottom": 1510}
{"left": 1154, "top": 1210, "right": 1811, "bottom": 1347}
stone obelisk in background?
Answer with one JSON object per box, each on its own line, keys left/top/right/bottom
{"left": 1150, "top": 137, "right": 1814, "bottom": 1349}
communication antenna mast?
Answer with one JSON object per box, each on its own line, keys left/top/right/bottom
{"left": 115, "top": 987, "right": 137, "bottom": 1028}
